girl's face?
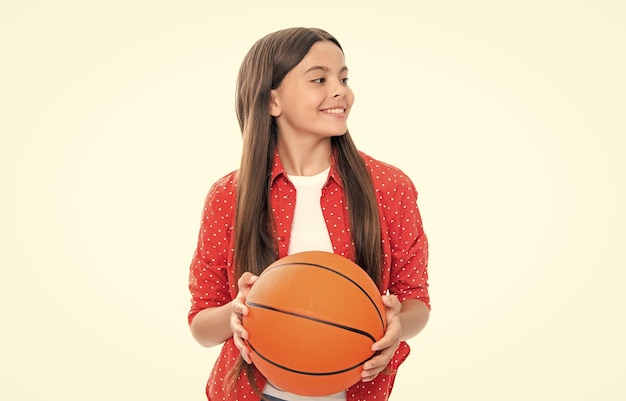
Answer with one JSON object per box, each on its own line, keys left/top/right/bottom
{"left": 270, "top": 41, "right": 354, "bottom": 143}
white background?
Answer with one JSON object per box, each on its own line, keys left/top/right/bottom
{"left": 1, "top": 1, "right": 624, "bottom": 399}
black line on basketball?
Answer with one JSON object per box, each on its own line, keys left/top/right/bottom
{"left": 246, "top": 339, "right": 374, "bottom": 376}
{"left": 246, "top": 301, "right": 376, "bottom": 342}
{"left": 268, "top": 261, "right": 385, "bottom": 330}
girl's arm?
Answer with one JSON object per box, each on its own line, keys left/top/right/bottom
{"left": 191, "top": 272, "right": 259, "bottom": 361}
{"left": 190, "top": 303, "right": 235, "bottom": 348}
{"left": 188, "top": 173, "right": 239, "bottom": 347}
{"left": 396, "top": 297, "right": 430, "bottom": 341}
{"left": 361, "top": 296, "right": 430, "bottom": 382}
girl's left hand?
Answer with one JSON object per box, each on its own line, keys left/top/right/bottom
{"left": 361, "top": 294, "right": 402, "bottom": 382}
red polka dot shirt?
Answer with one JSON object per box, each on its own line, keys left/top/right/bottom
{"left": 188, "top": 151, "right": 430, "bottom": 400}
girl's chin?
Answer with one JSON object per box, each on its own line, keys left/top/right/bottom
{"left": 326, "top": 125, "right": 349, "bottom": 137}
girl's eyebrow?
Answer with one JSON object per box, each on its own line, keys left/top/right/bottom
{"left": 304, "top": 65, "right": 349, "bottom": 74}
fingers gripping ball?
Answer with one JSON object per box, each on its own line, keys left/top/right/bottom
{"left": 242, "top": 251, "right": 387, "bottom": 396}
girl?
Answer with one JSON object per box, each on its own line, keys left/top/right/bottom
{"left": 187, "top": 27, "right": 430, "bottom": 401}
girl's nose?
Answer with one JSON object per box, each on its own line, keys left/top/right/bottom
{"left": 332, "top": 82, "right": 346, "bottom": 98}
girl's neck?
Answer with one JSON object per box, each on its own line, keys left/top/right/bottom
{"left": 276, "top": 136, "right": 332, "bottom": 177}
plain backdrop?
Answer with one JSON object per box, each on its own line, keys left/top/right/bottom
{"left": 1, "top": 1, "right": 625, "bottom": 400}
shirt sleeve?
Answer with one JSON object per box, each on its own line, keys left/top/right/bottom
{"left": 187, "top": 174, "right": 236, "bottom": 325}
{"left": 385, "top": 173, "right": 430, "bottom": 308}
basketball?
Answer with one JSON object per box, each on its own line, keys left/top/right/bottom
{"left": 242, "top": 251, "right": 387, "bottom": 396}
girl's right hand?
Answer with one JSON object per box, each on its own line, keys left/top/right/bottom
{"left": 230, "top": 272, "right": 259, "bottom": 364}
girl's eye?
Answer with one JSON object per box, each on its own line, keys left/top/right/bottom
{"left": 311, "top": 77, "right": 349, "bottom": 84}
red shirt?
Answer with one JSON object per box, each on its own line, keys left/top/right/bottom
{"left": 188, "top": 151, "right": 430, "bottom": 400}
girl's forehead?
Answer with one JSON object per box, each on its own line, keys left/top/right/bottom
{"left": 294, "top": 41, "right": 347, "bottom": 72}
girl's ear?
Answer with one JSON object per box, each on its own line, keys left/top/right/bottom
{"left": 269, "top": 89, "right": 281, "bottom": 117}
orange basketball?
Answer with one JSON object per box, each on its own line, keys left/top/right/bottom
{"left": 242, "top": 251, "right": 387, "bottom": 396}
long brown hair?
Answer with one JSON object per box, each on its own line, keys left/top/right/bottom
{"left": 228, "top": 27, "right": 382, "bottom": 396}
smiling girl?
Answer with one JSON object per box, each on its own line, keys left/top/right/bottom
{"left": 187, "top": 27, "right": 431, "bottom": 401}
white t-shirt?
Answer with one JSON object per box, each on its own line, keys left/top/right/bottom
{"left": 286, "top": 167, "right": 333, "bottom": 255}
{"left": 262, "top": 166, "right": 347, "bottom": 401}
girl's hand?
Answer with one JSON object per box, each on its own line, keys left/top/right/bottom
{"left": 361, "top": 294, "right": 402, "bottom": 382}
{"left": 230, "top": 272, "right": 258, "bottom": 364}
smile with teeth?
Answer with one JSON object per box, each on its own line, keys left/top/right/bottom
{"left": 322, "top": 108, "right": 345, "bottom": 114}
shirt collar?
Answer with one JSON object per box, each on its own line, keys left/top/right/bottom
{"left": 269, "top": 151, "right": 344, "bottom": 188}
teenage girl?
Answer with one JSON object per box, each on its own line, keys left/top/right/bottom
{"left": 188, "top": 27, "right": 430, "bottom": 401}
